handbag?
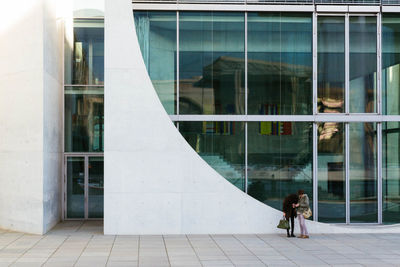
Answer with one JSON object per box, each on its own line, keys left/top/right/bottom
{"left": 303, "top": 208, "right": 312, "bottom": 219}
{"left": 277, "top": 216, "right": 290, "bottom": 230}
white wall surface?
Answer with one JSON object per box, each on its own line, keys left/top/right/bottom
{"left": 105, "top": 0, "right": 400, "bottom": 234}
{"left": 0, "top": 0, "right": 63, "bottom": 234}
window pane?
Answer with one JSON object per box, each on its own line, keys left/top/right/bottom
{"left": 179, "top": 121, "right": 245, "bottom": 191}
{"left": 65, "top": 86, "right": 104, "bottom": 152}
{"left": 318, "top": 122, "right": 345, "bottom": 223}
{"left": 247, "top": 122, "right": 313, "bottom": 213}
{"left": 382, "top": 15, "right": 400, "bottom": 115}
{"left": 350, "top": 122, "right": 377, "bottom": 223}
{"left": 318, "top": 17, "right": 345, "bottom": 114}
{"left": 66, "top": 157, "right": 85, "bottom": 219}
{"left": 383, "top": 122, "right": 400, "bottom": 223}
{"left": 65, "top": 19, "right": 104, "bottom": 85}
{"left": 88, "top": 157, "right": 104, "bottom": 219}
{"left": 349, "top": 16, "right": 377, "bottom": 113}
{"left": 248, "top": 13, "right": 312, "bottom": 115}
{"left": 134, "top": 11, "right": 177, "bottom": 115}
{"left": 179, "top": 12, "right": 245, "bottom": 115}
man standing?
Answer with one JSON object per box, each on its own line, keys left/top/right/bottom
{"left": 282, "top": 193, "right": 299, "bottom": 237}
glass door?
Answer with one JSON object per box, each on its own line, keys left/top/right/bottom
{"left": 65, "top": 155, "right": 104, "bottom": 219}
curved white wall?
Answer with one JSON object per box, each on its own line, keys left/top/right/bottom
{"left": 104, "top": 0, "right": 400, "bottom": 234}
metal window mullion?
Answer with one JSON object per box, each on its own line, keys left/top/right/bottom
{"left": 176, "top": 11, "right": 180, "bottom": 115}
{"left": 313, "top": 12, "right": 317, "bottom": 115}
{"left": 345, "top": 14, "right": 350, "bottom": 114}
{"left": 245, "top": 122, "right": 248, "bottom": 193}
{"left": 345, "top": 122, "right": 350, "bottom": 224}
{"left": 245, "top": 12, "right": 248, "bottom": 116}
{"left": 377, "top": 122, "right": 383, "bottom": 224}
{"left": 84, "top": 156, "right": 89, "bottom": 219}
{"left": 377, "top": 13, "right": 381, "bottom": 115}
{"left": 313, "top": 122, "right": 318, "bottom": 221}
{"left": 63, "top": 156, "right": 67, "bottom": 220}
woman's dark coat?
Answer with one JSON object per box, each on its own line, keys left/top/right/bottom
{"left": 282, "top": 194, "right": 299, "bottom": 219}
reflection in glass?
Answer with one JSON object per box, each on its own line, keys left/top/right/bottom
{"left": 383, "top": 122, "right": 400, "bottom": 223}
{"left": 65, "top": 19, "right": 104, "bottom": 85}
{"left": 318, "top": 17, "right": 345, "bottom": 113}
{"left": 247, "top": 122, "right": 313, "bottom": 213}
{"left": 350, "top": 122, "right": 377, "bottom": 223}
{"left": 65, "top": 86, "right": 104, "bottom": 152}
{"left": 382, "top": 15, "right": 400, "bottom": 115}
{"left": 179, "top": 12, "right": 245, "bottom": 115}
{"left": 88, "top": 157, "right": 104, "bottom": 218}
{"left": 67, "top": 157, "right": 85, "bottom": 219}
{"left": 179, "top": 121, "right": 245, "bottom": 190}
{"left": 247, "top": 13, "right": 312, "bottom": 115}
{"left": 349, "top": 16, "right": 377, "bottom": 113}
{"left": 318, "top": 122, "right": 345, "bottom": 223}
{"left": 134, "top": 11, "right": 177, "bottom": 114}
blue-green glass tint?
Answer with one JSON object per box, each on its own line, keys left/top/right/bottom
{"left": 66, "top": 157, "right": 85, "bottom": 219}
{"left": 88, "top": 157, "right": 104, "bottom": 218}
{"left": 65, "top": 19, "right": 104, "bottom": 85}
{"left": 350, "top": 122, "right": 377, "bottom": 223}
{"left": 247, "top": 13, "right": 312, "bottom": 115}
{"left": 65, "top": 86, "right": 104, "bottom": 152}
{"left": 349, "top": 16, "right": 377, "bottom": 113}
{"left": 382, "top": 15, "right": 400, "bottom": 115}
{"left": 383, "top": 122, "right": 400, "bottom": 223}
{"left": 318, "top": 122, "right": 345, "bottom": 223}
{"left": 134, "top": 11, "right": 177, "bottom": 114}
{"left": 179, "top": 12, "right": 245, "bottom": 114}
{"left": 318, "top": 17, "right": 345, "bottom": 114}
{"left": 247, "top": 122, "right": 313, "bottom": 214}
{"left": 179, "top": 121, "right": 245, "bottom": 190}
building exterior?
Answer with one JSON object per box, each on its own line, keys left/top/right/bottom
{"left": 1, "top": 0, "right": 400, "bottom": 234}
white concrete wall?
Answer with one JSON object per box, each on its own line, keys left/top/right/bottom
{"left": 0, "top": 0, "right": 63, "bottom": 234}
{"left": 105, "top": 0, "right": 400, "bottom": 234}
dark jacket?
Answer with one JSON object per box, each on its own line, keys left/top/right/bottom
{"left": 282, "top": 194, "right": 299, "bottom": 219}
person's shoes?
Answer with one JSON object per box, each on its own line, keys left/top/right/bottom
{"left": 303, "top": 235, "right": 309, "bottom": 239}
{"left": 297, "top": 235, "right": 304, "bottom": 238}
{"left": 287, "top": 233, "right": 291, "bottom": 237}
{"left": 290, "top": 234, "right": 296, "bottom": 237}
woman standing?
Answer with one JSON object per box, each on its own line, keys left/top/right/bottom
{"left": 282, "top": 193, "right": 299, "bottom": 238}
{"left": 294, "top": 189, "right": 310, "bottom": 239}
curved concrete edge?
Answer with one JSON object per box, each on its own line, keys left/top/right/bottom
{"left": 104, "top": 0, "right": 400, "bottom": 234}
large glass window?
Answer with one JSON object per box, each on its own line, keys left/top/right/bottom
{"left": 65, "top": 86, "right": 104, "bottom": 152}
{"left": 318, "top": 122, "right": 345, "bottom": 223}
{"left": 134, "top": 11, "right": 177, "bottom": 114}
{"left": 350, "top": 122, "right": 377, "bottom": 223}
{"left": 318, "top": 17, "right": 345, "bottom": 114}
{"left": 382, "top": 15, "right": 400, "bottom": 115}
{"left": 349, "top": 16, "right": 377, "bottom": 113}
{"left": 65, "top": 19, "right": 104, "bottom": 85}
{"left": 179, "top": 12, "right": 245, "bottom": 115}
{"left": 247, "top": 13, "right": 312, "bottom": 115}
{"left": 247, "top": 122, "right": 313, "bottom": 212}
{"left": 383, "top": 122, "right": 400, "bottom": 223}
{"left": 179, "top": 121, "right": 245, "bottom": 190}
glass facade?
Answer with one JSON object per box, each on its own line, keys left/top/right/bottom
{"left": 179, "top": 12, "right": 245, "bottom": 115}
{"left": 248, "top": 13, "right": 312, "bottom": 115}
{"left": 134, "top": 10, "right": 400, "bottom": 224}
{"left": 318, "top": 17, "right": 345, "bottom": 114}
{"left": 247, "top": 122, "right": 313, "bottom": 211}
{"left": 180, "top": 121, "right": 245, "bottom": 190}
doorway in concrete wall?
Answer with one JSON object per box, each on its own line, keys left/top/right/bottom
{"left": 64, "top": 155, "right": 104, "bottom": 219}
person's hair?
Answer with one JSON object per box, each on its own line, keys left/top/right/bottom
{"left": 297, "top": 189, "right": 304, "bottom": 195}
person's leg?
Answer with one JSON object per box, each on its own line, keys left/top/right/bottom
{"left": 290, "top": 215, "right": 295, "bottom": 237}
{"left": 298, "top": 214, "right": 304, "bottom": 236}
{"left": 302, "top": 215, "right": 309, "bottom": 236}
{"left": 286, "top": 218, "right": 290, "bottom": 237}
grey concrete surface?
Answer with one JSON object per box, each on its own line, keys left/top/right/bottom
{"left": 0, "top": 221, "right": 399, "bottom": 266}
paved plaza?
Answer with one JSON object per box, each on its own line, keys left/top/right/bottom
{"left": 0, "top": 221, "right": 400, "bottom": 266}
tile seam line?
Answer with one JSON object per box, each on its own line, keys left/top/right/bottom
{"left": 105, "top": 235, "right": 117, "bottom": 266}
{"left": 232, "top": 235, "right": 267, "bottom": 266}
{"left": 255, "top": 234, "right": 299, "bottom": 266}
{"left": 72, "top": 234, "right": 94, "bottom": 267}
{"left": 9, "top": 234, "right": 46, "bottom": 266}
{"left": 185, "top": 234, "right": 204, "bottom": 267}
{"left": 41, "top": 235, "right": 69, "bottom": 266}
{"left": 208, "top": 235, "right": 236, "bottom": 266}
{"left": 162, "top": 235, "right": 172, "bottom": 267}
